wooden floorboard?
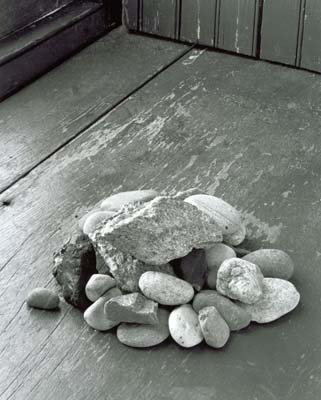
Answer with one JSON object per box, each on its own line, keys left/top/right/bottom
{"left": 1, "top": 48, "right": 321, "bottom": 400}
{"left": 0, "top": 27, "right": 190, "bottom": 193}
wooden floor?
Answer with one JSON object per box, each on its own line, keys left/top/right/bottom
{"left": 1, "top": 27, "right": 321, "bottom": 400}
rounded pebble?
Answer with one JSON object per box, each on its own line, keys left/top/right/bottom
{"left": 193, "top": 290, "right": 251, "bottom": 331}
{"left": 169, "top": 304, "right": 203, "bottom": 348}
{"left": 237, "top": 278, "right": 300, "bottom": 323}
{"left": 100, "top": 190, "right": 158, "bottom": 211}
{"left": 243, "top": 249, "right": 294, "bottom": 280}
{"left": 216, "top": 258, "right": 264, "bottom": 304}
{"left": 83, "top": 287, "right": 122, "bottom": 331}
{"left": 205, "top": 244, "right": 236, "bottom": 289}
{"left": 117, "top": 308, "right": 170, "bottom": 348}
{"left": 223, "top": 224, "right": 246, "bottom": 246}
{"left": 82, "top": 211, "right": 116, "bottom": 235}
{"left": 139, "top": 271, "right": 194, "bottom": 306}
{"left": 26, "top": 288, "right": 60, "bottom": 310}
{"left": 78, "top": 208, "right": 100, "bottom": 230}
{"left": 85, "top": 274, "right": 116, "bottom": 302}
{"left": 198, "top": 306, "right": 230, "bottom": 348}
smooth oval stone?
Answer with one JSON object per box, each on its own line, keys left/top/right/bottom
{"left": 238, "top": 278, "right": 300, "bottom": 323}
{"left": 193, "top": 290, "right": 251, "bottom": 331}
{"left": 169, "top": 304, "right": 203, "bottom": 348}
{"left": 205, "top": 243, "right": 236, "bottom": 269}
{"left": 117, "top": 308, "right": 170, "bottom": 348}
{"left": 82, "top": 211, "right": 116, "bottom": 235}
{"left": 184, "top": 194, "right": 242, "bottom": 235}
{"left": 243, "top": 249, "right": 294, "bottom": 280}
{"left": 139, "top": 271, "right": 194, "bottom": 306}
{"left": 26, "top": 288, "right": 60, "bottom": 310}
{"left": 223, "top": 224, "right": 246, "bottom": 246}
{"left": 207, "top": 269, "right": 218, "bottom": 289}
{"left": 83, "top": 287, "right": 121, "bottom": 331}
{"left": 217, "top": 258, "right": 264, "bottom": 304}
{"left": 198, "top": 306, "right": 230, "bottom": 348}
{"left": 100, "top": 190, "right": 158, "bottom": 211}
{"left": 85, "top": 274, "right": 116, "bottom": 302}
{"left": 78, "top": 208, "right": 100, "bottom": 230}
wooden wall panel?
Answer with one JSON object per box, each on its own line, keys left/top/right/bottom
{"left": 0, "top": 0, "right": 73, "bottom": 38}
{"left": 142, "top": 0, "right": 177, "bottom": 39}
{"left": 300, "top": 0, "right": 321, "bottom": 72}
{"left": 260, "top": 0, "right": 301, "bottom": 65}
{"left": 180, "top": 0, "right": 217, "bottom": 46}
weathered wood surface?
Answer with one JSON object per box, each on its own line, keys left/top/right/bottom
{"left": 216, "top": 0, "right": 258, "bottom": 56}
{"left": 260, "top": 0, "right": 301, "bottom": 65}
{"left": 1, "top": 44, "right": 321, "bottom": 399}
{"left": 142, "top": 0, "right": 177, "bottom": 39}
{"left": 0, "top": 27, "right": 189, "bottom": 193}
{"left": 122, "top": 0, "right": 140, "bottom": 30}
{"left": 180, "top": 0, "right": 216, "bottom": 46}
{"left": 300, "top": 0, "right": 321, "bottom": 72}
{"left": 0, "top": 0, "right": 73, "bottom": 38}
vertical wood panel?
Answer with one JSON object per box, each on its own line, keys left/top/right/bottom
{"left": 300, "top": 0, "right": 321, "bottom": 72}
{"left": 180, "top": 0, "right": 216, "bottom": 46}
{"left": 122, "top": 0, "right": 139, "bottom": 30}
{"left": 260, "top": 0, "right": 301, "bottom": 65}
{"left": 142, "top": 0, "right": 177, "bottom": 39}
{"left": 216, "top": 0, "right": 258, "bottom": 56}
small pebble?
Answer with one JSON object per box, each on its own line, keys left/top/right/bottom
{"left": 198, "top": 306, "right": 230, "bottom": 348}
{"left": 85, "top": 274, "right": 116, "bottom": 302}
{"left": 139, "top": 271, "right": 194, "bottom": 306}
{"left": 243, "top": 249, "right": 294, "bottom": 280}
{"left": 216, "top": 258, "right": 264, "bottom": 304}
{"left": 100, "top": 190, "right": 158, "bottom": 211}
{"left": 169, "top": 304, "right": 203, "bottom": 348}
{"left": 193, "top": 290, "right": 251, "bottom": 331}
{"left": 83, "top": 287, "right": 121, "bottom": 331}
{"left": 82, "top": 211, "right": 116, "bottom": 235}
{"left": 117, "top": 308, "right": 170, "bottom": 348}
{"left": 223, "top": 224, "right": 246, "bottom": 246}
{"left": 237, "top": 278, "right": 300, "bottom": 323}
{"left": 78, "top": 208, "right": 100, "bottom": 230}
{"left": 205, "top": 243, "right": 236, "bottom": 289}
{"left": 104, "top": 292, "right": 158, "bottom": 325}
{"left": 26, "top": 288, "right": 60, "bottom": 310}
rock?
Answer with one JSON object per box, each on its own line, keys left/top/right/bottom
{"left": 100, "top": 190, "right": 158, "bottom": 211}
{"left": 216, "top": 258, "right": 264, "bottom": 304}
{"left": 104, "top": 293, "right": 158, "bottom": 325}
{"left": 243, "top": 249, "right": 294, "bottom": 280}
{"left": 237, "top": 278, "right": 300, "bottom": 323}
{"left": 139, "top": 271, "right": 194, "bottom": 306}
{"left": 117, "top": 308, "right": 170, "bottom": 348}
{"left": 85, "top": 274, "right": 116, "bottom": 302}
{"left": 82, "top": 211, "right": 116, "bottom": 235}
{"left": 223, "top": 224, "right": 246, "bottom": 246}
{"left": 95, "top": 251, "right": 111, "bottom": 275}
{"left": 78, "top": 208, "right": 100, "bottom": 230}
{"left": 89, "top": 237, "right": 175, "bottom": 292}
{"left": 26, "top": 288, "right": 60, "bottom": 310}
{"left": 172, "top": 187, "right": 202, "bottom": 200}
{"left": 168, "top": 304, "right": 203, "bottom": 348}
{"left": 91, "top": 196, "right": 222, "bottom": 267}
{"left": 193, "top": 290, "right": 251, "bottom": 331}
{"left": 170, "top": 248, "right": 208, "bottom": 291}
{"left": 52, "top": 234, "right": 97, "bottom": 310}
{"left": 83, "top": 287, "right": 122, "bottom": 331}
{"left": 205, "top": 243, "right": 236, "bottom": 289}
{"left": 198, "top": 306, "right": 230, "bottom": 348}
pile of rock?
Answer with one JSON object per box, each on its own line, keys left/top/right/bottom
{"left": 27, "top": 189, "right": 300, "bottom": 349}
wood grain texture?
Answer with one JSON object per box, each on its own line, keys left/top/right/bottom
{"left": 0, "top": 0, "right": 73, "bottom": 38}
{"left": 216, "top": 0, "right": 258, "bottom": 56}
{"left": 260, "top": 0, "right": 301, "bottom": 65}
{"left": 180, "top": 0, "right": 216, "bottom": 46}
{"left": 1, "top": 47, "right": 321, "bottom": 400}
{"left": 300, "top": 0, "right": 321, "bottom": 72}
{"left": 142, "top": 0, "right": 177, "bottom": 39}
{"left": 0, "top": 27, "right": 189, "bottom": 193}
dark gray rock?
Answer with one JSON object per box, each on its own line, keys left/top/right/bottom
{"left": 104, "top": 292, "right": 158, "bottom": 324}
{"left": 26, "top": 288, "right": 60, "bottom": 310}
{"left": 199, "top": 306, "right": 230, "bottom": 348}
{"left": 53, "top": 233, "right": 97, "bottom": 310}
{"left": 170, "top": 248, "right": 208, "bottom": 291}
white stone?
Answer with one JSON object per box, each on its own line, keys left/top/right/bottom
{"left": 85, "top": 274, "right": 116, "bottom": 302}
{"left": 169, "top": 304, "right": 203, "bottom": 348}
{"left": 83, "top": 211, "right": 116, "bottom": 235}
{"left": 238, "top": 278, "right": 300, "bottom": 323}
